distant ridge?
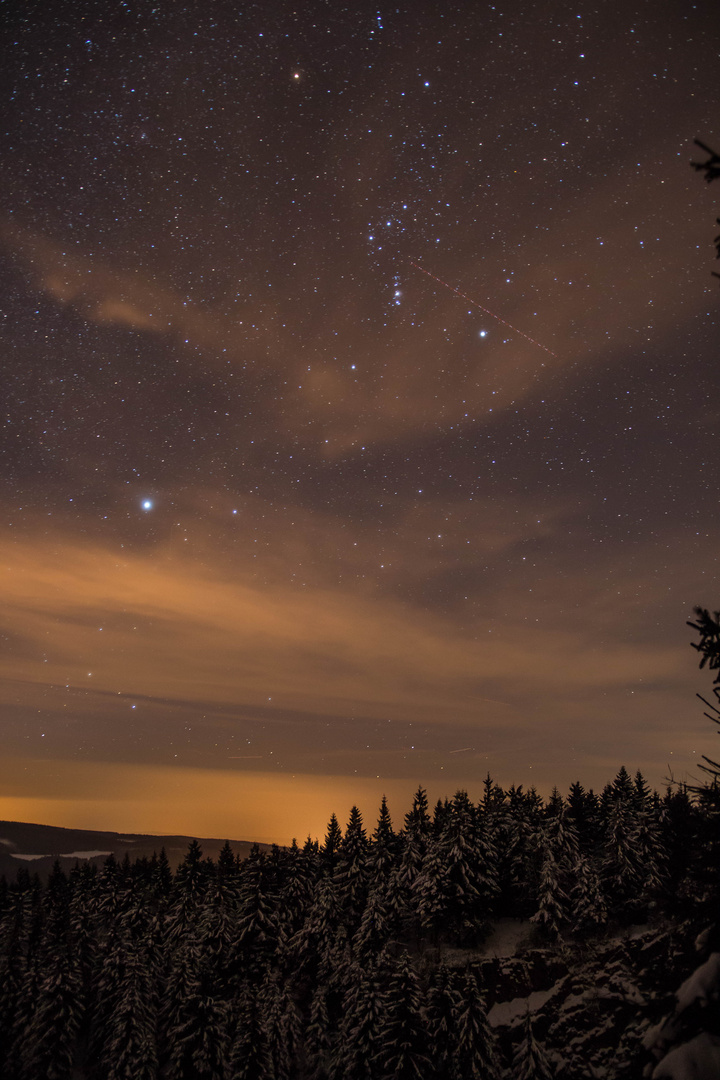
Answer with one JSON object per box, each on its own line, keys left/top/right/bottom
{"left": 0, "top": 820, "right": 271, "bottom": 881}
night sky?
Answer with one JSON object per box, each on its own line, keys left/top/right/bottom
{"left": 2, "top": 0, "right": 719, "bottom": 844}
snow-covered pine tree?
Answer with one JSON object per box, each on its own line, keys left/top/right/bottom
{"left": 531, "top": 807, "right": 578, "bottom": 939}
{"left": 413, "top": 830, "right": 447, "bottom": 944}
{"left": 334, "top": 806, "right": 369, "bottom": 935}
{"left": 642, "top": 930, "right": 720, "bottom": 1079}
{"left": 235, "top": 851, "right": 280, "bottom": 979}
{"left": 601, "top": 791, "right": 643, "bottom": 921}
{"left": 388, "top": 789, "right": 430, "bottom": 942}
{"left": 322, "top": 814, "right": 343, "bottom": 874}
{"left": 20, "top": 951, "right": 83, "bottom": 1080}
{"left": 261, "top": 971, "right": 304, "bottom": 1080}
{"left": 369, "top": 795, "right": 398, "bottom": 882}
{"left": 439, "top": 790, "right": 488, "bottom": 945}
{"left": 451, "top": 968, "right": 503, "bottom": 1080}
{"left": 532, "top": 848, "right": 569, "bottom": 939}
{"left": 571, "top": 853, "right": 608, "bottom": 935}
{"left": 353, "top": 879, "right": 392, "bottom": 959}
{"left": 305, "top": 985, "right": 332, "bottom": 1080}
{"left": 329, "top": 960, "right": 384, "bottom": 1080}
{"left": 156, "top": 933, "right": 230, "bottom": 1080}
{"left": 228, "top": 980, "right": 273, "bottom": 1080}
{"left": 165, "top": 839, "right": 210, "bottom": 944}
{"left": 93, "top": 937, "right": 158, "bottom": 1080}
{"left": 277, "top": 839, "right": 313, "bottom": 939}
{"left": 374, "top": 952, "right": 430, "bottom": 1080}
{"left": 425, "top": 963, "right": 462, "bottom": 1078}
{"left": 512, "top": 1009, "right": 554, "bottom": 1080}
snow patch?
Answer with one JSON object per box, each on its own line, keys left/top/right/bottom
{"left": 652, "top": 1032, "right": 720, "bottom": 1079}
{"left": 488, "top": 985, "right": 559, "bottom": 1027}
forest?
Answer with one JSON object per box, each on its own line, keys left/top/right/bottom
{"left": 0, "top": 762, "right": 718, "bottom": 1080}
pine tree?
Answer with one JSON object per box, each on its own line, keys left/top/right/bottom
{"left": 329, "top": 961, "right": 383, "bottom": 1080}
{"left": 262, "top": 972, "right": 303, "bottom": 1080}
{"left": 413, "top": 831, "right": 447, "bottom": 944}
{"left": 322, "top": 814, "right": 343, "bottom": 874}
{"left": 601, "top": 794, "right": 642, "bottom": 919}
{"left": 369, "top": 795, "right": 397, "bottom": 882}
{"left": 334, "top": 806, "right": 369, "bottom": 934}
{"left": 354, "top": 880, "right": 392, "bottom": 959}
{"left": 160, "top": 941, "right": 229, "bottom": 1080}
{"left": 531, "top": 848, "right": 568, "bottom": 940}
{"left": 288, "top": 876, "right": 340, "bottom": 981}
{"left": 165, "top": 840, "right": 209, "bottom": 944}
{"left": 512, "top": 1010, "right": 554, "bottom": 1080}
{"left": 277, "top": 840, "right": 313, "bottom": 939}
{"left": 425, "top": 964, "right": 462, "bottom": 1078}
{"left": 21, "top": 951, "right": 83, "bottom": 1080}
{"left": 451, "top": 969, "right": 502, "bottom": 1080}
{"left": 374, "top": 953, "right": 429, "bottom": 1080}
{"left": 97, "top": 938, "right": 159, "bottom": 1080}
{"left": 404, "top": 786, "right": 431, "bottom": 836}
{"left": 228, "top": 981, "right": 273, "bottom": 1080}
{"left": 305, "top": 986, "right": 332, "bottom": 1080}
{"left": 532, "top": 807, "right": 578, "bottom": 938}
{"left": 236, "top": 852, "right": 279, "bottom": 979}
{"left": 571, "top": 854, "right": 607, "bottom": 935}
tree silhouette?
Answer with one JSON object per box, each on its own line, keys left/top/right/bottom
{"left": 688, "top": 607, "right": 720, "bottom": 781}
{"left": 691, "top": 143, "right": 720, "bottom": 276}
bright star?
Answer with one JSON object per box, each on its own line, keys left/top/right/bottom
{"left": 142, "top": 499, "right": 153, "bottom": 511}
{"left": 479, "top": 330, "right": 488, "bottom": 338}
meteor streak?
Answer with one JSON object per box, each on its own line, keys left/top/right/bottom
{"left": 409, "top": 260, "right": 557, "bottom": 358}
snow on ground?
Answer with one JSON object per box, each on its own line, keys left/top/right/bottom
{"left": 488, "top": 985, "right": 560, "bottom": 1027}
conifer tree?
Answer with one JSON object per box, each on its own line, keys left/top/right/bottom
{"left": 404, "top": 786, "right": 431, "bottom": 836}
{"left": 96, "top": 938, "right": 159, "bottom": 1080}
{"left": 228, "top": 980, "right": 273, "bottom": 1080}
{"left": 452, "top": 968, "right": 502, "bottom": 1080}
{"left": 329, "top": 961, "right": 383, "bottom": 1080}
{"left": 374, "top": 952, "right": 430, "bottom": 1080}
{"left": 21, "top": 951, "right": 83, "bottom": 1080}
{"left": 288, "top": 876, "right": 339, "bottom": 981}
{"left": 601, "top": 795, "right": 642, "bottom": 918}
{"left": 531, "top": 848, "right": 569, "bottom": 939}
{"left": 305, "top": 985, "right": 332, "bottom": 1080}
{"left": 166, "top": 840, "right": 209, "bottom": 943}
{"left": 160, "top": 941, "right": 228, "bottom": 1080}
{"left": 277, "top": 839, "right": 313, "bottom": 939}
{"left": 322, "top": 814, "right": 343, "bottom": 874}
{"left": 391, "top": 788, "right": 431, "bottom": 940}
{"left": 572, "top": 853, "right": 607, "bottom": 935}
{"left": 334, "top": 806, "right": 369, "bottom": 933}
{"left": 413, "top": 830, "right": 447, "bottom": 944}
{"left": 236, "top": 852, "right": 279, "bottom": 979}
{"left": 262, "top": 972, "right": 303, "bottom": 1080}
{"left": 369, "top": 795, "right": 397, "bottom": 881}
{"left": 532, "top": 807, "right": 578, "bottom": 937}
{"left": 354, "top": 879, "right": 392, "bottom": 959}
{"left": 425, "top": 964, "right": 462, "bottom": 1078}
{"left": 512, "top": 1010, "right": 554, "bottom": 1080}
{"left": 437, "top": 790, "right": 490, "bottom": 945}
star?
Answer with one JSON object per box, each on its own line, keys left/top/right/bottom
{"left": 141, "top": 500, "right": 153, "bottom": 511}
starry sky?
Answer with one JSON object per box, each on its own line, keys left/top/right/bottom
{"left": 1, "top": 0, "right": 719, "bottom": 844}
